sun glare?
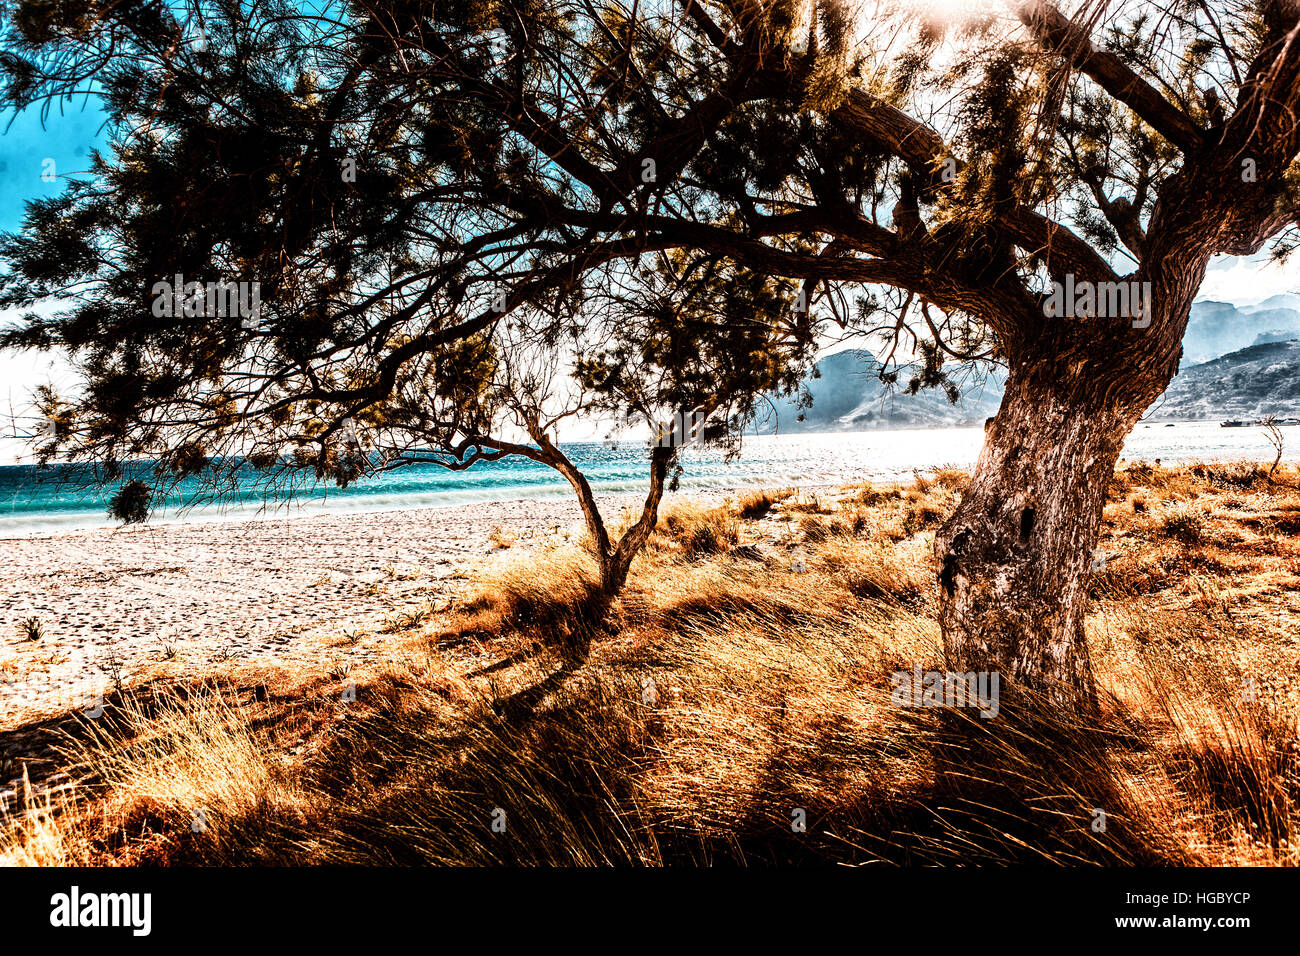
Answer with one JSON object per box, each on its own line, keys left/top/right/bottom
{"left": 897, "top": 0, "right": 996, "bottom": 27}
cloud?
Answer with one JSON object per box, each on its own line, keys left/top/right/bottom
{"left": 1198, "top": 254, "right": 1299, "bottom": 305}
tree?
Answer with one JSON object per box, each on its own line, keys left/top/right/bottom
{"left": 2, "top": 0, "right": 1299, "bottom": 710}
{"left": 567, "top": 252, "right": 817, "bottom": 591}
{"left": 108, "top": 478, "right": 151, "bottom": 524}
{"left": 0, "top": 0, "right": 819, "bottom": 596}
{"left": 384, "top": 253, "right": 816, "bottom": 595}
{"left": 1261, "top": 415, "right": 1285, "bottom": 481}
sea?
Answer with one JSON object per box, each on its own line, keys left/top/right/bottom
{"left": 0, "top": 420, "right": 1293, "bottom": 537}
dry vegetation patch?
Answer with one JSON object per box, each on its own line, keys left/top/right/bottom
{"left": 4, "top": 462, "right": 1299, "bottom": 865}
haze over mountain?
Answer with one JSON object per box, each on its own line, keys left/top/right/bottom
{"left": 764, "top": 294, "right": 1300, "bottom": 432}
{"left": 1182, "top": 294, "right": 1300, "bottom": 364}
{"left": 756, "top": 349, "right": 1004, "bottom": 433}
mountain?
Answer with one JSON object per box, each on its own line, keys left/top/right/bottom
{"left": 1244, "top": 293, "right": 1300, "bottom": 313}
{"left": 759, "top": 293, "right": 1300, "bottom": 433}
{"left": 756, "top": 349, "right": 1004, "bottom": 433}
{"left": 1182, "top": 294, "right": 1300, "bottom": 364}
{"left": 762, "top": 337, "right": 1300, "bottom": 434}
{"left": 1151, "top": 340, "right": 1300, "bottom": 421}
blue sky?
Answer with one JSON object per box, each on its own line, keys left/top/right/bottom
{"left": 0, "top": 98, "right": 107, "bottom": 232}
{"left": 0, "top": 100, "right": 107, "bottom": 463}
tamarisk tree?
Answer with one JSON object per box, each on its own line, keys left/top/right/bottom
{"left": 2, "top": 0, "right": 1299, "bottom": 707}
{"left": 0, "top": 0, "right": 818, "bottom": 595}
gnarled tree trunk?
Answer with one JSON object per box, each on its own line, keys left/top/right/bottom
{"left": 933, "top": 363, "right": 1143, "bottom": 711}
{"left": 530, "top": 425, "right": 671, "bottom": 596}
{"left": 934, "top": 260, "right": 1206, "bottom": 713}
{"left": 917, "top": 0, "right": 1300, "bottom": 719}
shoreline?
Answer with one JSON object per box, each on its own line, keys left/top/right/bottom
{"left": 0, "top": 487, "right": 750, "bottom": 730}
{"left": 4, "top": 420, "right": 1295, "bottom": 539}
{"left": 0, "top": 480, "right": 799, "bottom": 542}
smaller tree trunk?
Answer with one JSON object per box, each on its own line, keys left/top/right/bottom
{"left": 1262, "top": 419, "right": 1284, "bottom": 484}
{"left": 531, "top": 427, "right": 671, "bottom": 596}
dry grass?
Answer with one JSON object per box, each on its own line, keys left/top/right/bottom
{"left": 4, "top": 460, "right": 1299, "bottom": 866}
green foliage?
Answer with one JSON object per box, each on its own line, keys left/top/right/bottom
{"left": 573, "top": 252, "right": 817, "bottom": 449}
{"left": 108, "top": 479, "right": 151, "bottom": 525}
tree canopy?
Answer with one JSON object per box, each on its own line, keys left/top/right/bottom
{"left": 3, "top": 0, "right": 1299, "bottom": 693}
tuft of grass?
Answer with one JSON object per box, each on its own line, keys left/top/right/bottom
{"left": 0, "top": 774, "right": 93, "bottom": 866}
{"left": 736, "top": 488, "right": 789, "bottom": 520}
{"left": 383, "top": 563, "right": 422, "bottom": 581}
{"left": 327, "top": 661, "right": 353, "bottom": 680}
{"left": 1161, "top": 508, "right": 1206, "bottom": 545}
{"left": 799, "top": 513, "right": 853, "bottom": 542}
{"left": 904, "top": 500, "right": 948, "bottom": 535}
{"left": 381, "top": 603, "right": 434, "bottom": 635}
{"left": 18, "top": 618, "right": 43, "bottom": 642}
{"left": 850, "top": 483, "right": 902, "bottom": 506}
{"left": 3, "top": 689, "right": 317, "bottom": 865}
{"left": 932, "top": 467, "right": 969, "bottom": 492}
{"left": 657, "top": 502, "right": 741, "bottom": 556}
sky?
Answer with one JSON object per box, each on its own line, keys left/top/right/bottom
{"left": 0, "top": 96, "right": 106, "bottom": 232}
{"left": 0, "top": 98, "right": 107, "bottom": 464}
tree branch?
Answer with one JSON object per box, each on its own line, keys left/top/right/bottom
{"left": 1012, "top": 0, "right": 1207, "bottom": 152}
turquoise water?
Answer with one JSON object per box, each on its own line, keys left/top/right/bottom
{"left": 3, "top": 433, "right": 899, "bottom": 536}
{"left": 0, "top": 422, "right": 1291, "bottom": 536}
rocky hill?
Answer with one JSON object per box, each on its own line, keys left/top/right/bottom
{"left": 761, "top": 334, "right": 1300, "bottom": 432}
{"left": 1152, "top": 339, "right": 1300, "bottom": 421}
{"left": 1182, "top": 294, "right": 1300, "bottom": 364}
{"left": 756, "top": 349, "right": 1003, "bottom": 433}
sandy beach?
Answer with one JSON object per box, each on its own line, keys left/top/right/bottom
{"left": 0, "top": 491, "right": 733, "bottom": 731}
